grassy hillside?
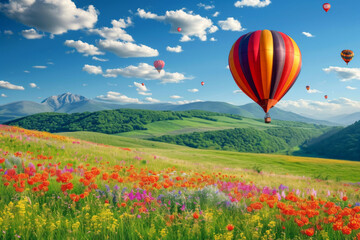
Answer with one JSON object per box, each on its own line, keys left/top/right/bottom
{"left": 60, "top": 131, "right": 360, "bottom": 182}
{"left": 304, "top": 120, "right": 360, "bottom": 161}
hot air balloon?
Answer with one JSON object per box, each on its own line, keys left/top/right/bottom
{"left": 201, "top": 81, "right": 204, "bottom": 86}
{"left": 177, "top": 27, "right": 182, "bottom": 32}
{"left": 341, "top": 50, "right": 354, "bottom": 65}
{"left": 229, "top": 30, "right": 302, "bottom": 124}
{"left": 142, "top": 83, "right": 145, "bottom": 86}
{"left": 306, "top": 86, "right": 310, "bottom": 91}
{"left": 323, "top": 3, "right": 331, "bottom": 12}
{"left": 154, "top": 60, "right": 165, "bottom": 73}
{"left": 324, "top": 95, "right": 328, "bottom": 99}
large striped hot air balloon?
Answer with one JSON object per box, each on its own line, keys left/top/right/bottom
{"left": 341, "top": 50, "right": 354, "bottom": 65}
{"left": 229, "top": 30, "right": 302, "bottom": 123}
{"left": 154, "top": 60, "right": 165, "bottom": 73}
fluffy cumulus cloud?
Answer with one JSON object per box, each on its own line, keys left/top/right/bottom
{"left": 137, "top": 8, "right": 215, "bottom": 41}
{"left": 188, "top": 88, "right": 199, "bottom": 93}
{"left": 1, "top": 94, "right": 7, "bottom": 97}
{"left": 210, "top": 37, "right": 217, "bottom": 41}
{"left": 0, "top": 80, "right": 24, "bottom": 90}
{"left": 145, "top": 97, "right": 160, "bottom": 103}
{"left": 82, "top": 64, "right": 103, "bottom": 75}
{"left": 218, "top": 17, "right": 245, "bottom": 31}
{"left": 29, "top": 83, "right": 37, "bottom": 88}
{"left": 0, "top": 0, "right": 98, "bottom": 35}
{"left": 103, "top": 63, "right": 191, "bottom": 84}
{"left": 302, "top": 32, "right": 314, "bottom": 38}
{"left": 170, "top": 95, "right": 182, "bottom": 99}
{"left": 65, "top": 40, "right": 104, "bottom": 56}
{"left": 234, "top": 0, "right": 271, "bottom": 8}
{"left": 197, "top": 3, "right": 215, "bottom": 10}
{"left": 96, "top": 91, "right": 142, "bottom": 104}
{"left": 32, "top": 66, "right": 46, "bottom": 69}
{"left": 88, "top": 17, "right": 133, "bottom": 41}
{"left": 346, "top": 86, "right": 357, "bottom": 90}
{"left": 98, "top": 40, "right": 158, "bottom": 58}
{"left": 166, "top": 45, "right": 183, "bottom": 53}
{"left": 21, "top": 28, "right": 44, "bottom": 39}
{"left": 307, "top": 89, "right": 322, "bottom": 94}
{"left": 213, "top": 11, "right": 220, "bottom": 17}
{"left": 277, "top": 98, "right": 360, "bottom": 118}
{"left": 92, "top": 56, "right": 108, "bottom": 62}
{"left": 323, "top": 66, "right": 360, "bottom": 81}
{"left": 208, "top": 25, "right": 218, "bottom": 33}
{"left": 134, "top": 82, "right": 151, "bottom": 95}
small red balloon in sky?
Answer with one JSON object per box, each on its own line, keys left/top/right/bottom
{"left": 323, "top": 3, "right": 331, "bottom": 12}
{"left": 142, "top": 83, "right": 145, "bottom": 86}
{"left": 201, "top": 81, "right": 204, "bottom": 86}
{"left": 177, "top": 27, "right": 182, "bottom": 32}
{"left": 324, "top": 95, "right": 328, "bottom": 99}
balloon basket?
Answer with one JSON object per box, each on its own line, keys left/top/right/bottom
{"left": 264, "top": 117, "right": 271, "bottom": 124}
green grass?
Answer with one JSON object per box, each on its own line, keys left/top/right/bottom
{"left": 116, "top": 116, "right": 275, "bottom": 139}
{"left": 60, "top": 131, "right": 360, "bottom": 182}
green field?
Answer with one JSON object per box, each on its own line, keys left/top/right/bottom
{"left": 116, "top": 116, "right": 274, "bottom": 139}
{"left": 61, "top": 131, "right": 360, "bottom": 182}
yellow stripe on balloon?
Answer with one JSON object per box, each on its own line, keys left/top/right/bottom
{"left": 229, "top": 43, "right": 258, "bottom": 102}
{"left": 277, "top": 36, "right": 301, "bottom": 99}
{"left": 259, "top": 30, "right": 274, "bottom": 99}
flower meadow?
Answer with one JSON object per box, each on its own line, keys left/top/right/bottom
{"left": 0, "top": 125, "right": 360, "bottom": 239}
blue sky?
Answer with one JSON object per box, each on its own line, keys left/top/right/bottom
{"left": 1, "top": 0, "right": 360, "bottom": 118}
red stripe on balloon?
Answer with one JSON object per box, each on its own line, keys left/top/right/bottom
{"left": 248, "top": 30, "right": 264, "bottom": 100}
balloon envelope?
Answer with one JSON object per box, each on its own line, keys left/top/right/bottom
{"left": 341, "top": 50, "right": 354, "bottom": 65}
{"left": 142, "top": 83, "right": 145, "bottom": 86}
{"left": 201, "top": 81, "right": 204, "bottom": 86}
{"left": 154, "top": 60, "right": 165, "bottom": 73}
{"left": 325, "top": 95, "right": 328, "bottom": 99}
{"left": 306, "top": 86, "right": 310, "bottom": 91}
{"left": 228, "top": 30, "right": 302, "bottom": 114}
{"left": 323, "top": 3, "right": 331, "bottom": 12}
{"left": 177, "top": 27, "right": 182, "bottom": 32}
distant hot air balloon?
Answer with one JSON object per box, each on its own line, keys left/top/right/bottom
{"left": 201, "top": 81, "right": 204, "bottom": 86}
{"left": 306, "top": 86, "right": 310, "bottom": 91}
{"left": 154, "top": 60, "right": 165, "bottom": 73}
{"left": 229, "top": 30, "right": 302, "bottom": 124}
{"left": 323, "top": 3, "right": 331, "bottom": 12}
{"left": 177, "top": 27, "right": 182, "bottom": 32}
{"left": 324, "top": 95, "right": 328, "bottom": 99}
{"left": 341, "top": 50, "right": 354, "bottom": 65}
{"left": 142, "top": 83, "right": 145, "bottom": 86}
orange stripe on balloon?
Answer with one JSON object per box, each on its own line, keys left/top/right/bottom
{"left": 259, "top": 30, "right": 274, "bottom": 100}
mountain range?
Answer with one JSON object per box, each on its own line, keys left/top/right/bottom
{"left": 0, "top": 93, "right": 351, "bottom": 125}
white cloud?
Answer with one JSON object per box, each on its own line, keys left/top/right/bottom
{"left": 134, "top": 81, "right": 150, "bottom": 94}
{"left": 82, "top": 83, "right": 88, "bottom": 87}
{"left": 92, "top": 56, "right": 108, "bottom": 62}
{"left": 138, "top": 91, "right": 152, "bottom": 96}
{"left": 226, "top": 65, "right": 229, "bottom": 69}
{"left": 88, "top": 17, "right": 134, "bottom": 41}
{"left": 96, "top": 91, "right": 142, "bottom": 104}
{"left": 197, "top": 3, "right": 215, "bottom": 10}
{"left": 24, "top": 70, "right": 30, "bottom": 73}
{"left": 346, "top": 86, "right": 357, "bottom": 90}
{"left": 210, "top": 37, "right": 217, "bottom": 41}
{"left": 213, "top": 11, "right": 220, "bottom": 17}
{"left": 104, "top": 63, "right": 191, "bottom": 83}
{"left": 170, "top": 95, "right": 182, "bottom": 99}
{"left": 166, "top": 45, "right": 183, "bottom": 53}
{"left": 29, "top": 83, "right": 37, "bottom": 88}
{"left": 233, "top": 90, "right": 242, "bottom": 94}
{"left": 4, "top": 30, "right": 13, "bottom": 35}
{"left": 98, "top": 39, "right": 158, "bottom": 58}
{"left": 234, "top": 0, "right": 271, "bottom": 8}
{"left": 21, "top": 28, "right": 44, "bottom": 39}
{"left": 82, "top": 64, "right": 103, "bottom": 75}
{"left": 307, "top": 89, "right": 322, "bottom": 93}
{"left": 188, "top": 88, "right": 199, "bottom": 93}
{"left": 218, "top": 17, "right": 245, "bottom": 31}
{"left": 170, "top": 99, "right": 203, "bottom": 105}
{"left": 47, "top": 62, "right": 53, "bottom": 65}
{"left": 323, "top": 66, "right": 360, "bottom": 81}
{"left": 0, "top": 0, "right": 98, "bottom": 35}
{"left": 0, "top": 80, "right": 24, "bottom": 90}
{"left": 277, "top": 98, "right": 360, "bottom": 118}
{"left": 64, "top": 40, "right": 104, "bottom": 56}
{"left": 145, "top": 97, "right": 160, "bottom": 103}
{"left": 208, "top": 25, "right": 218, "bottom": 33}
{"left": 180, "top": 35, "right": 194, "bottom": 42}
{"left": 32, "top": 65, "right": 46, "bottom": 69}
{"left": 137, "top": 8, "right": 215, "bottom": 41}
{"left": 1, "top": 93, "right": 7, "bottom": 97}
{"left": 302, "top": 32, "right": 314, "bottom": 38}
